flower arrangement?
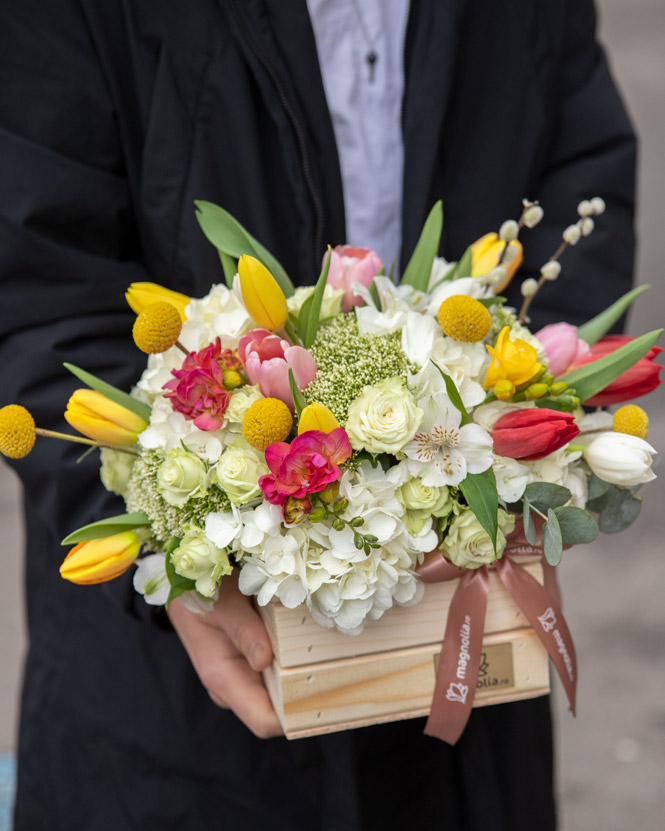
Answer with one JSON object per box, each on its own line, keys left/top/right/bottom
{"left": 1, "top": 199, "right": 662, "bottom": 642}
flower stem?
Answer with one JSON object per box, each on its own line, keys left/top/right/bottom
{"left": 34, "top": 428, "right": 139, "bottom": 456}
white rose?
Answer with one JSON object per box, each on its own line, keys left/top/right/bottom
{"left": 442, "top": 508, "right": 515, "bottom": 569}
{"left": 171, "top": 527, "right": 232, "bottom": 597}
{"left": 345, "top": 377, "right": 423, "bottom": 454}
{"left": 212, "top": 442, "right": 268, "bottom": 505}
{"left": 224, "top": 385, "right": 263, "bottom": 426}
{"left": 100, "top": 447, "right": 136, "bottom": 496}
{"left": 156, "top": 448, "right": 207, "bottom": 508}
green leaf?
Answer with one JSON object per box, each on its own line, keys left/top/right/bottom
{"left": 553, "top": 506, "right": 599, "bottom": 545}
{"left": 534, "top": 397, "right": 576, "bottom": 412}
{"left": 586, "top": 473, "right": 612, "bottom": 502}
{"left": 559, "top": 329, "right": 664, "bottom": 404}
{"left": 164, "top": 541, "right": 197, "bottom": 605}
{"left": 400, "top": 201, "right": 443, "bottom": 291}
{"left": 596, "top": 488, "right": 642, "bottom": 533}
{"left": 305, "top": 247, "right": 332, "bottom": 348}
{"left": 61, "top": 512, "right": 151, "bottom": 545}
{"left": 522, "top": 499, "right": 537, "bottom": 545}
{"left": 477, "top": 296, "right": 506, "bottom": 307}
{"left": 430, "top": 361, "right": 472, "bottom": 425}
{"left": 455, "top": 244, "right": 473, "bottom": 279}
{"left": 194, "top": 200, "right": 294, "bottom": 296}
{"left": 524, "top": 482, "right": 571, "bottom": 512}
{"left": 296, "top": 293, "right": 315, "bottom": 344}
{"left": 288, "top": 368, "right": 307, "bottom": 419}
{"left": 64, "top": 364, "right": 152, "bottom": 422}
{"left": 459, "top": 468, "right": 498, "bottom": 554}
{"left": 368, "top": 280, "right": 381, "bottom": 309}
{"left": 543, "top": 509, "right": 563, "bottom": 566}
{"left": 577, "top": 284, "right": 651, "bottom": 345}
{"left": 219, "top": 251, "right": 237, "bottom": 289}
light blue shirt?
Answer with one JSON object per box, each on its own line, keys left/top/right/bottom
{"left": 307, "top": 0, "right": 410, "bottom": 268}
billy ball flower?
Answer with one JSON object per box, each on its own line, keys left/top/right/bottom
{"left": 0, "top": 404, "right": 36, "bottom": 459}
{"left": 126, "top": 282, "right": 190, "bottom": 322}
{"left": 613, "top": 405, "right": 649, "bottom": 440}
{"left": 436, "top": 295, "right": 492, "bottom": 343}
{"left": 242, "top": 397, "right": 293, "bottom": 451}
{"left": 132, "top": 301, "right": 183, "bottom": 354}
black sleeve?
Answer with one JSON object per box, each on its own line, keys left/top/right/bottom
{"left": 512, "top": 0, "right": 637, "bottom": 330}
{"left": 0, "top": 1, "right": 161, "bottom": 621}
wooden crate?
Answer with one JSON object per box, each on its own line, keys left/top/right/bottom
{"left": 259, "top": 558, "right": 550, "bottom": 739}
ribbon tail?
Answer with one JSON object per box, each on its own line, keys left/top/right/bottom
{"left": 496, "top": 557, "right": 577, "bottom": 715}
{"left": 424, "top": 568, "right": 489, "bottom": 744}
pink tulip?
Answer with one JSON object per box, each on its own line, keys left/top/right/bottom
{"left": 535, "top": 322, "right": 590, "bottom": 377}
{"left": 259, "top": 428, "right": 352, "bottom": 515}
{"left": 238, "top": 329, "right": 317, "bottom": 411}
{"left": 326, "top": 245, "right": 383, "bottom": 312}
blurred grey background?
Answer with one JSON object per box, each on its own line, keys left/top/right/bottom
{"left": 1, "top": 1, "right": 664, "bottom": 828}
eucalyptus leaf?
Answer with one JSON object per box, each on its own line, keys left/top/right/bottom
{"left": 288, "top": 368, "right": 307, "bottom": 418}
{"left": 194, "top": 200, "right": 294, "bottom": 296}
{"left": 522, "top": 500, "right": 537, "bottom": 545}
{"left": 305, "top": 247, "right": 332, "bottom": 348}
{"left": 577, "top": 284, "right": 651, "bottom": 345}
{"left": 430, "top": 361, "right": 472, "bottom": 425}
{"left": 597, "top": 489, "right": 642, "bottom": 533}
{"left": 64, "top": 364, "right": 152, "bottom": 422}
{"left": 559, "top": 329, "right": 664, "bottom": 404}
{"left": 553, "top": 506, "right": 599, "bottom": 545}
{"left": 61, "top": 512, "right": 151, "bottom": 545}
{"left": 543, "top": 509, "right": 563, "bottom": 566}
{"left": 400, "top": 201, "right": 443, "bottom": 291}
{"left": 587, "top": 473, "right": 613, "bottom": 502}
{"left": 459, "top": 468, "right": 498, "bottom": 554}
{"left": 524, "top": 482, "right": 571, "bottom": 512}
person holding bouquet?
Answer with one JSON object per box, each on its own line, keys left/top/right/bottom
{"left": 0, "top": 1, "right": 636, "bottom": 829}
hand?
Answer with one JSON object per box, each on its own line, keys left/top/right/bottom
{"left": 167, "top": 572, "right": 283, "bottom": 739}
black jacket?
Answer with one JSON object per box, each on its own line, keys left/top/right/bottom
{"left": 0, "top": 1, "right": 635, "bottom": 829}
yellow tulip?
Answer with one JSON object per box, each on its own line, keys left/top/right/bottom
{"left": 126, "top": 282, "right": 190, "bottom": 322}
{"left": 297, "top": 402, "right": 340, "bottom": 435}
{"left": 470, "top": 232, "right": 523, "bottom": 292}
{"left": 65, "top": 389, "right": 149, "bottom": 446}
{"left": 60, "top": 531, "right": 140, "bottom": 585}
{"left": 483, "top": 326, "right": 543, "bottom": 390}
{"left": 238, "top": 255, "right": 288, "bottom": 330}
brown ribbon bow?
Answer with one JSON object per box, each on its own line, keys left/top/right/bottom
{"left": 418, "top": 527, "right": 577, "bottom": 745}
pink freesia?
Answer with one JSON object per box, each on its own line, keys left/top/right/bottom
{"left": 238, "top": 328, "right": 317, "bottom": 411}
{"left": 259, "top": 428, "right": 353, "bottom": 515}
{"left": 535, "top": 322, "right": 590, "bottom": 377}
{"left": 326, "top": 245, "right": 383, "bottom": 312}
{"left": 163, "top": 338, "right": 239, "bottom": 430}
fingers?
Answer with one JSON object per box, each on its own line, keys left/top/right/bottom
{"left": 212, "top": 574, "right": 274, "bottom": 672}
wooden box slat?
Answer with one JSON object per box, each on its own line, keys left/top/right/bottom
{"left": 259, "top": 558, "right": 542, "bottom": 668}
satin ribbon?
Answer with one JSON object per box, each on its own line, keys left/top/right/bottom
{"left": 420, "top": 543, "right": 577, "bottom": 745}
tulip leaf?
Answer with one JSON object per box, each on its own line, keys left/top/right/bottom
{"left": 577, "top": 284, "right": 651, "bottom": 345}
{"left": 219, "top": 251, "right": 237, "bottom": 289}
{"left": 524, "top": 482, "right": 571, "bottom": 512}
{"left": 63, "top": 364, "right": 152, "bottom": 422}
{"left": 558, "top": 328, "right": 663, "bottom": 404}
{"left": 194, "top": 200, "right": 294, "bottom": 297}
{"left": 400, "top": 201, "right": 443, "bottom": 291}
{"left": 288, "top": 368, "right": 307, "bottom": 419}
{"left": 543, "top": 509, "right": 563, "bottom": 566}
{"left": 61, "top": 512, "right": 151, "bottom": 545}
{"left": 553, "top": 506, "right": 599, "bottom": 545}
{"left": 296, "top": 294, "right": 315, "bottom": 344}
{"left": 459, "top": 468, "right": 498, "bottom": 554}
{"left": 454, "top": 244, "right": 474, "bottom": 280}
{"left": 430, "top": 361, "right": 472, "bottom": 426}
{"left": 305, "top": 247, "right": 332, "bottom": 349}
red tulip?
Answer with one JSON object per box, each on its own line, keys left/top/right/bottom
{"left": 570, "top": 335, "right": 663, "bottom": 406}
{"left": 492, "top": 408, "right": 580, "bottom": 461}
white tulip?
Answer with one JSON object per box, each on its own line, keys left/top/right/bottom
{"left": 584, "top": 432, "right": 657, "bottom": 486}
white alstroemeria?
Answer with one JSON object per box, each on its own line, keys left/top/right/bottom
{"left": 403, "top": 395, "right": 493, "bottom": 487}
{"left": 472, "top": 400, "right": 535, "bottom": 433}
{"left": 401, "top": 310, "right": 443, "bottom": 367}
{"left": 409, "top": 337, "right": 488, "bottom": 408}
{"left": 428, "top": 256, "right": 454, "bottom": 291}
{"left": 427, "top": 276, "right": 492, "bottom": 316}
{"left": 527, "top": 446, "right": 582, "bottom": 490}
{"left": 492, "top": 455, "right": 532, "bottom": 503}
{"left": 133, "top": 554, "right": 170, "bottom": 606}
{"left": 354, "top": 276, "right": 425, "bottom": 335}
{"left": 584, "top": 432, "right": 657, "bottom": 486}
{"left": 205, "top": 505, "right": 243, "bottom": 548}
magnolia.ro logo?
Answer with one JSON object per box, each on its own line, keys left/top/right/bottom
{"left": 538, "top": 607, "right": 557, "bottom": 632}
{"left": 445, "top": 682, "right": 469, "bottom": 705}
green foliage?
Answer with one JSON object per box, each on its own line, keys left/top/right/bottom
{"left": 587, "top": 485, "right": 643, "bottom": 533}
{"left": 577, "top": 285, "right": 651, "bottom": 345}
{"left": 304, "top": 247, "right": 332, "bottom": 348}
{"left": 544, "top": 508, "right": 563, "bottom": 566}
{"left": 430, "top": 362, "right": 472, "bottom": 425}
{"left": 400, "top": 201, "right": 443, "bottom": 291}
{"left": 61, "top": 512, "right": 150, "bottom": 545}
{"left": 459, "top": 468, "right": 499, "bottom": 554}
{"left": 288, "top": 368, "right": 307, "bottom": 418}
{"left": 553, "top": 506, "right": 599, "bottom": 545}
{"left": 523, "top": 482, "right": 571, "bottom": 512}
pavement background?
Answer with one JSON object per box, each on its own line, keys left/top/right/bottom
{"left": 1, "top": 1, "right": 663, "bottom": 828}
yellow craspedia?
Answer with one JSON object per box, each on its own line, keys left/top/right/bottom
{"left": 243, "top": 398, "right": 293, "bottom": 451}
{"left": 0, "top": 405, "right": 36, "bottom": 459}
{"left": 436, "top": 295, "right": 492, "bottom": 342}
{"left": 132, "top": 302, "right": 182, "bottom": 354}
{"left": 613, "top": 404, "right": 649, "bottom": 439}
